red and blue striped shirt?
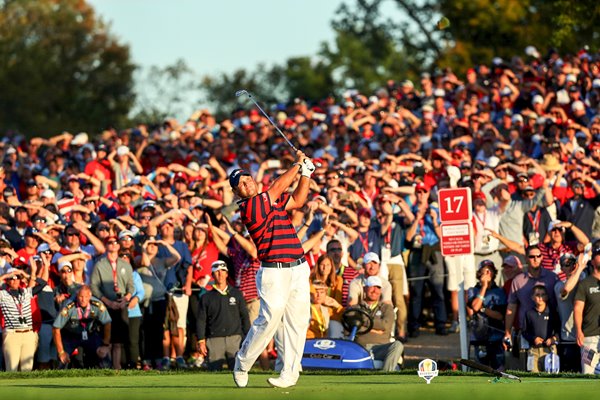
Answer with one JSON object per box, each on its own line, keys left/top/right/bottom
{"left": 239, "top": 192, "right": 303, "bottom": 263}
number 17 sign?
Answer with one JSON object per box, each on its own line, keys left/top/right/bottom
{"left": 438, "top": 187, "right": 472, "bottom": 223}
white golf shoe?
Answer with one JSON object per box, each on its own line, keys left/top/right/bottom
{"left": 267, "top": 377, "right": 296, "bottom": 388}
{"left": 232, "top": 357, "right": 248, "bottom": 388}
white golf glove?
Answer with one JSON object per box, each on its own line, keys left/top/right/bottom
{"left": 301, "top": 158, "right": 315, "bottom": 178}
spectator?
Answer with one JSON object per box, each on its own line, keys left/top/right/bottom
{"left": 467, "top": 260, "right": 507, "bottom": 369}
{"left": 347, "top": 252, "right": 392, "bottom": 306}
{"left": 406, "top": 183, "right": 447, "bottom": 336}
{"left": 196, "top": 261, "right": 250, "bottom": 371}
{"left": 503, "top": 245, "right": 558, "bottom": 370}
{"left": 307, "top": 280, "right": 343, "bottom": 339}
{"left": 354, "top": 276, "right": 404, "bottom": 371}
{"left": 554, "top": 253, "right": 587, "bottom": 372}
{"left": 522, "top": 284, "right": 560, "bottom": 372}
{"left": 52, "top": 285, "right": 111, "bottom": 368}
{"left": 90, "top": 235, "right": 134, "bottom": 370}
{"left": 137, "top": 236, "right": 181, "bottom": 370}
{"left": 0, "top": 264, "right": 46, "bottom": 372}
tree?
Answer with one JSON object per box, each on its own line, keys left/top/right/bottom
{"left": 130, "top": 59, "right": 200, "bottom": 126}
{"left": 0, "top": 0, "right": 135, "bottom": 136}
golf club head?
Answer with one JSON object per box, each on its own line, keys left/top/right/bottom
{"left": 235, "top": 89, "right": 249, "bottom": 98}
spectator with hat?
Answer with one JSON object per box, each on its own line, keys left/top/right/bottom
{"left": 0, "top": 263, "right": 46, "bottom": 371}
{"left": 196, "top": 260, "right": 250, "bottom": 371}
{"left": 347, "top": 252, "right": 392, "bottom": 307}
{"left": 53, "top": 222, "right": 105, "bottom": 282}
{"left": 353, "top": 276, "right": 404, "bottom": 371}
{"left": 90, "top": 235, "right": 134, "bottom": 370}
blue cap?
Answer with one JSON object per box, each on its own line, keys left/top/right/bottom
{"left": 229, "top": 169, "right": 251, "bottom": 188}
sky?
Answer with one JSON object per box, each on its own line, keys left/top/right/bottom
{"left": 87, "top": 0, "right": 348, "bottom": 77}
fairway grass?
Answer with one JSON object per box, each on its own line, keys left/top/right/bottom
{"left": 0, "top": 371, "right": 598, "bottom": 400}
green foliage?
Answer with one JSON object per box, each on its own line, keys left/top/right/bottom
{"left": 0, "top": 0, "right": 135, "bottom": 136}
{"left": 437, "top": 0, "right": 600, "bottom": 72}
{"left": 130, "top": 59, "right": 200, "bottom": 126}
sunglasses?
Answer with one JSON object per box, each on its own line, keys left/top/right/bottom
{"left": 98, "top": 226, "right": 110, "bottom": 231}
{"left": 66, "top": 232, "right": 79, "bottom": 237}
{"left": 328, "top": 248, "right": 343, "bottom": 253}
{"left": 106, "top": 240, "right": 118, "bottom": 245}
{"left": 528, "top": 254, "right": 542, "bottom": 259}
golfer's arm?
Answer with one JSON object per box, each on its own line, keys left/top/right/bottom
{"left": 268, "top": 163, "right": 302, "bottom": 203}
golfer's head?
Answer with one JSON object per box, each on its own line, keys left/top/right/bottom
{"left": 229, "top": 169, "right": 256, "bottom": 198}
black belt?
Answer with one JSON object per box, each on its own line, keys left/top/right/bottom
{"left": 261, "top": 257, "right": 306, "bottom": 268}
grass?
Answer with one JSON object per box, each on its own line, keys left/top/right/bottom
{"left": 0, "top": 369, "right": 598, "bottom": 400}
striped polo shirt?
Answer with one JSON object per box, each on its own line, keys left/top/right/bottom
{"left": 239, "top": 192, "right": 303, "bottom": 263}
{"left": 0, "top": 288, "right": 34, "bottom": 329}
{"left": 228, "top": 240, "right": 260, "bottom": 302}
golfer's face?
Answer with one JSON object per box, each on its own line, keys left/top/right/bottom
{"left": 236, "top": 175, "right": 258, "bottom": 198}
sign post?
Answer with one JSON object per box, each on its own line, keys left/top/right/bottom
{"left": 438, "top": 187, "right": 473, "bottom": 369}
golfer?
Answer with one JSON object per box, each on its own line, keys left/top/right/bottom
{"left": 230, "top": 150, "right": 314, "bottom": 389}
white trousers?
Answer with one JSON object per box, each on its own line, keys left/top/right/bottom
{"left": 237, "top": 262, "right": 310, "bottom": 383}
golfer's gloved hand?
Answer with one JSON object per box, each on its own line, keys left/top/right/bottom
{"left": 301, "top": 158, "right": 315, "bottom": 178}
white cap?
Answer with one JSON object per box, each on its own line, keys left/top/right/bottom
{"left": 525, "top": 45, "right": 540, "bottom": 58}
{"left": 41, "top": 189, "right": 55, "bottom": 199}
{"left": 572, "top": 100, "right": 585, "bottom": 112}
{"left": 71, "top": 132, "right": 89, "bottom": 146}
{"left": 118, "top": 230, "right": 134, "bottom": 240}
{"left": 365, "top": 275, "right": 383, "bottom": 288}
{"left": 566, "top": 74, "right": 577, "bottom": 83}
{"left": 548, "top": 220, "right": 564, "bottom": 232}
{"left": 211, "top": 260, "right": 228, "bottom": 273}
{"left": 593, "top": 79, "right": 600, "bottom": 89}
{"left": 363, "top": 252, "right": 380, "bottom": 264}
{"left": 433, "top": 88, "right": 445, "bottom": 97}
{"left": 187, "top": 161, "right": 200, "bottom": 172}
{"left": 512, "top": 114, "right": 524, "bottom": 123}
{"left": 532, "top": 95, "right": 544, "bottom": 105}
{"left": 116, "top": 145, "right": 129, "bottom": 156}
{"left": 556, "top": 89, "right": 570, "bottom": 105}
{"left": 58, "top": 260, "right": 73, "bottom": 271}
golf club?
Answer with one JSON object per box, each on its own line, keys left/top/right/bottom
{"left": 459, "top": 358, "right": 521, "bottom": 382}
{"left": 235, "top": 89, "right": 299, "bottom": 153}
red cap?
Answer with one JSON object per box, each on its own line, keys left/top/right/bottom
{"left": 473, "top": 191, "right": 486, "bottom": 202}
{"left": 414, "top": 182, "right": 429, "bottom": 192}
{"left": 174, "top": 172, "right": 188, "bottom": 182}
{"left": 357, "top": 207, "right": 372, "bottom": 218}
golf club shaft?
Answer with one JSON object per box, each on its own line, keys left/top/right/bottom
{"left": 236, "top": 89, "right": 299, "bottom": 153}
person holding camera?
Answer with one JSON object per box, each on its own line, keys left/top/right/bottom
{"left": 90, "top": 235, "right": 134, "bottom": 370}
{"left": 406, "top": 182, "right": 447, "bottom": 337}
{"left": 52, "top": 285, "right": 112, "bottom": 369}
{"left": 0, "top": 264, "right": 46, "bottom": 371}
{"left": 137, "top": 235, "right": 181, "bottom": 371}
{"left": 467, "top": 260, "right": 507, "bottom": 369}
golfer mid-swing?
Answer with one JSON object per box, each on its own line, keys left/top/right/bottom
{"left": 230, "top": 150, "right": 315, "bottom": 388}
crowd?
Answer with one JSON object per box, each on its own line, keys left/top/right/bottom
{"left": 1, "top": 45, "right": 600, "bottom": 374}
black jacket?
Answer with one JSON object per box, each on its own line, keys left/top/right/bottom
{"left": 196, "top": 286, "right": 250, "bottom": 340}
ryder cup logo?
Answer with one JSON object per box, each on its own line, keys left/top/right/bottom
{"left": 418, "top": 358, "right": 438, "bottom": 384}
{"left": 314, "top": 340, "right": 336, "bottom": 350}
